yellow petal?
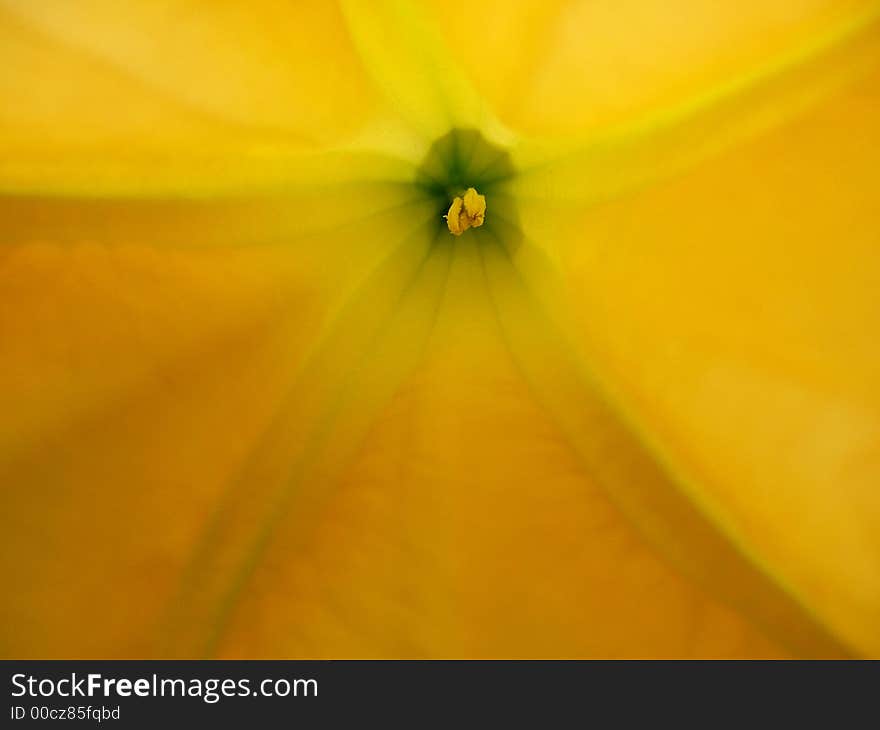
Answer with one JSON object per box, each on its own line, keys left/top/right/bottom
{"left": 0, "top": 183, "right": 442, "bottom": 657}
{"left": 196, "top": 238, "right": 829, "bottom": 658}
{"left": 1, "top": 0, "right": 377, "bottom": 139}
{"left": 165, "top": 224, "right": 456, "bottom": 657}
{"left": 554, "top": 62, "right": 880, "bottom": 656}
{"left": 507, "top": 5, "right": 880, "bottom": 209}
{"left": 0, "top": 179, "right": 429, "bottom": 452}
{"left": 340, "top": 0, "right": 497, "bottom": 140}
{"left": 0, "top": 1, "right": 390, "bottom": 195}
{"left": 426, "top": 0, "right": 879, "bottom": 136}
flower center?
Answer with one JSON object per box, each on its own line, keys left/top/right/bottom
{"left": 445, "top": 187, "right": 486, "bottom": 236}
{"left": 414, "top": 128, "right": 520, "bottom": 248}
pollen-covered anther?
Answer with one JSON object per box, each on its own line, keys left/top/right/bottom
{"left": 444, "top": 187, "right": 486, "bottom": 235}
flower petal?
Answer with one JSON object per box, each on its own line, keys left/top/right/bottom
{"left": 0, "top": 1, "right": 391, "bottom": 194}
{"left": 340, "top": 0, "right": 498, "bottom": 140}
{"left": 0, "top": 183, "right": 440, "bottom": 657}
{"left": 426, "top": 0, "right": 879, "bottom": 136}
{"left": 508, "top": 5, "right": 880, "bottom": 209}
{"left": 198, "top": 237, "right": 828, "bottom": 658}
{"left": 555, "top": 64, "right": 880, "bottom": 656}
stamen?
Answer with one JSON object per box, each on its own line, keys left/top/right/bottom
{"left": 444, "top": 187, "right": 486, "bottom": 236}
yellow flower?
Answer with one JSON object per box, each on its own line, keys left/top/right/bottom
{"left": 1, "top": 0, "right": 879, "bottom": 658}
